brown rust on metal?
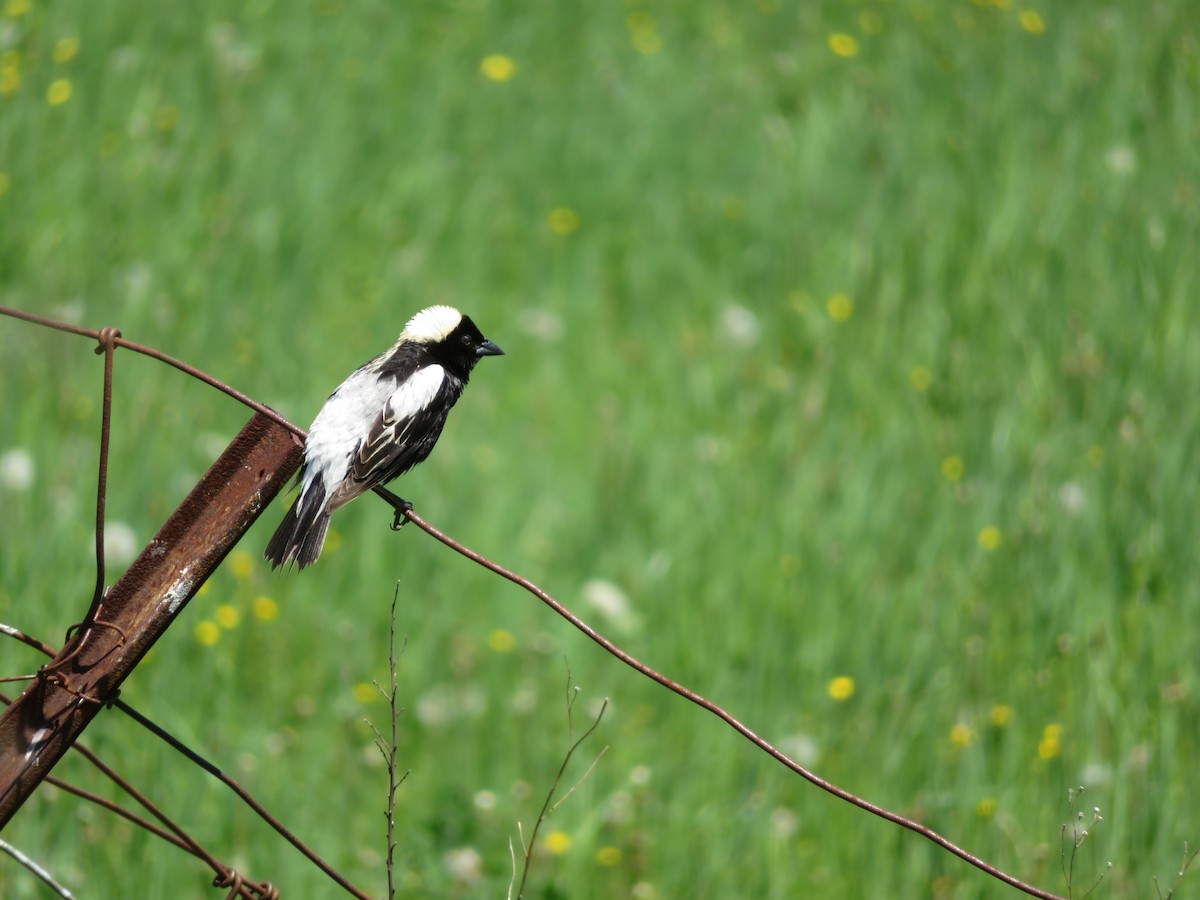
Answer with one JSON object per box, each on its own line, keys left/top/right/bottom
{"left": 0, "top": 412, "right": 303, "bottom": 829}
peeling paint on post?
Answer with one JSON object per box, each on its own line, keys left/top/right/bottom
{"left": 0, "top": 412, "right": 303, "bottom": 828}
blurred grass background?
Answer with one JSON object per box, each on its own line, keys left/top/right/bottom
{"left": 1, "top": 0, "right": 1199, "bottom": 896}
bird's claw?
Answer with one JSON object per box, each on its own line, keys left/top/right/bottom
{"left": 391, "top": 499, "right": 414, "bottom": 531}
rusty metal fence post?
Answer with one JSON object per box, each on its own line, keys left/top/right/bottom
{"left": 0, "top": 412, "right": 302, "bottom": 829}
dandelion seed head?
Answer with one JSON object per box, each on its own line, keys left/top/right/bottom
{"left": 0, "top": 448, "right": 34, "bottom": 491}
{"left": 443, "top": 847, "right": 482, "bottom": 883}
{"left": 103, "top": 522, "right": 138, "bottom": 565}
{"left": 721, "top": 304, "right": 760, "bottom": 347}
{"left": 473, "top": 790, "right": 496, "bottom": 811}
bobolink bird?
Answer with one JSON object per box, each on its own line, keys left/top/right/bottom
{"left": 264, "top": 305, "right": 503, "bottom": 570}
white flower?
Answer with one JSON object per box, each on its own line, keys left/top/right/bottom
{"left": 583, "top": 578, "right": 640, "bottom": 633}
{"left": 442, "top": 847, "right": 482, "bottom": 883}
{"left": 721, "top": 304, "right": 760, "bottom": 347}
{"left": 1104, "top": 145, "right": 1137, "bottom": 176}
{"left": 771, "top": 807, "right": 799, "bottom": 839}
{"left": 102, "top": 521, "right": 139, "bottom": 565}
{"left": 1058, "top": 482, "right": 1086, "bottom": 515}
{"left": 473, "top": 790, "right": 497, "bottom": 811}
{"left": 0, "top": 448, "right": 34, "bottom": 491}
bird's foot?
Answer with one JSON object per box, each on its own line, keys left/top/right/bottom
{"left": 390, "top": 498, "right": 414, "bottom": 531}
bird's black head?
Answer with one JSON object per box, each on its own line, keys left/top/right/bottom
{"left": 401, "top": 306, "right": 503, "bottom": 380}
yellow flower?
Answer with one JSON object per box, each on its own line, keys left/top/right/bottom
{"left": 154, "top": 105, "right": 179, "bottom": 131}
{"left": 215, "top": 604, "right": 241, "bottom": 629}
{"left": 909, "top": 366, "right": 933, "bottom": 392}
{"left": 1018, "top": 10, "right": 1045, "bottom": 34}
{"left": 352, "top": 682, "right": 379, "bottom": 704}
{"left": 828, "top": 676, "right": 855, "bottom": 702}
{"left": 1038, "top": 723, "right": 1062, "bottom": 759}
{"left": 547, "top": 207, "right": 581, "bottom": 235}
{"left": 827, "top": 33, "right": 859, "bottom": 58}
{"left": 544, "top": 831, "right": 572, "bottom": 855}
{"left": 990, "top": 704, "right": 1013, "bottom": 727}
{"left": 978, "top": 526, "right": 1003, "bottom": 551}
{"left": 632, "top": 29, "right": 662, "bottom": 54}
{"left": 53, "top": 37, "right": 80, "bottom": 63}
{"left": 324, "top": 528, "right": 343, "bottom": 554}
{"left": 195, "top": 620, "right": 221, "bottom": 647}
{"left": 950, "top": 722, "right": 975, "bottom": 748}
{"left": 627, "top": 13, "right": 662, "bottom": 54}
{"left": 941, "top": 455, "right": 964, "bottom": 482}
{"left": 252, "top": 595, "right": 279, "bottom": 621}
{"left": 1, "top": 65, "right": 21, "bottom": 96}
{"left": 596, "top": 846, "right": 622, "bottom": 866}
{"left": 826, "top": 293, "right": 854, "bottom": 322}
{"left": 857, "top": 12, "right": 884, "bottom": 35}
{"left": 0, "top": 172, "right": 9, "bottom": 197}
{"left": 47, "top": 78, "right": 72, "bottom": 106}
{"left": 5, "top": 0, "right": 30, "bottom": 17}
{"left": 1086, "top": 445, "right": 1104, "bottom": 467}
{"left": 480, "top": 54, "right": 517, "bottom": 82}
{"left": 626, "top": 12, "right": 655, "bottom": 33}
{"left": 720, "top": 195, "right": 746, "bottom": 220}
{"left": 487, "top": 628, "right": 516, "bottom": 653}
{"left": 975, "top": 798, "right": 997, "bottom": 818}
{"left": 229, "top": 550, "right": 255, "bottom": 580}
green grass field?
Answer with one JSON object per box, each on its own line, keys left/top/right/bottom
{"left": 2, "top": 0, "right": 1199, "bottom": 896}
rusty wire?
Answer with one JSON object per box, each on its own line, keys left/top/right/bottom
{"left": 87, "top": 327, "right": 120, "bottom": 622}
{"left": 0, "top": 623, "right": 371, "bottom": 899}
{"left": 385, "top": 503, "right": 1068, "bottom": 900}
{"left": 0, "top": 304, "right": 1065, "bottom": 899}
{"left": 0, "top": 690, "right": 272, "bottom": 900}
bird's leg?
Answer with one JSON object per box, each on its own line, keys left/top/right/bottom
{"left": 391, "top": 497, "right": 414, "bottom": 531}
{"left": 374, "top": 485, "right": 414, "bottom": 530}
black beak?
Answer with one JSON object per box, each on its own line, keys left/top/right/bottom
{"left": 476, "top": 339, "right": 504, "bottom": 357}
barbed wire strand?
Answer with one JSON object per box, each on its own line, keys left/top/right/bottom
{"left": 383, "top": 495, "right": 1066, "bottom": 900}
{"left": 0, "top": 625, "right": 370, "bottom": 900}
{"left": 0, "top": 306, "right": 303, "bottom": 440}
{"left": 84, "top": 327, "right": 119, "bottom": 626}
{"left": 0, "top": 837, "right": 74, "bottom": 898}
{"left": 0, "top": 305, "right": 1063, "bottom": 899}
{"left": 61, "top": 730, "right": 279, "bottom": 899}
{"left": 114, "top": 700, "right": 372, "bottom": 900}
{"left": 0, "top": 690, "right": 270, "bottom": 900}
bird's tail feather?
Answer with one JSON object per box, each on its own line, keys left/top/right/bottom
{"left": 264, "top": 481, "right": 331, "bottom": 570}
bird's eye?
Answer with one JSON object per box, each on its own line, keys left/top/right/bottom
{"left": 460, "top": 334, "right": 473, "bottom": 345}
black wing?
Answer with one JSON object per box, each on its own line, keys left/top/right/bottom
{"left": 329, "top": 375, "right": 464, "bottom": 510}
